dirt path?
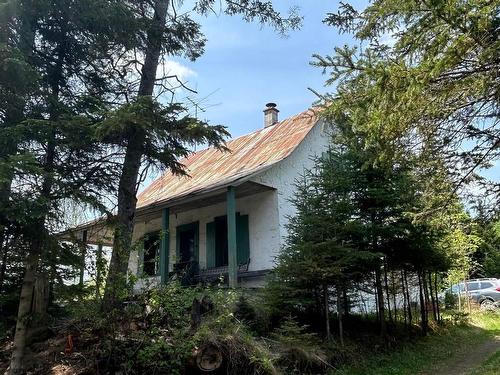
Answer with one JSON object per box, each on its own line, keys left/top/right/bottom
{"left": 430, "top": 336, "right": 500, "bottom": 375}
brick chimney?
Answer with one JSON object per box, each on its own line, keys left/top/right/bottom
{"left": 263, "top": 102, "right": 279, "bottom": 128}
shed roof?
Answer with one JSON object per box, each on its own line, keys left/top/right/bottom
{"left": 137, "top": 108, "right": 319, "bottom": 209}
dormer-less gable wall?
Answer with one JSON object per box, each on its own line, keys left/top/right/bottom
{"left": 250, "top": 119, "right": 330, "bottom": 268}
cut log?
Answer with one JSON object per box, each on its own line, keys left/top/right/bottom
{"left": 196, "top": 344, "right": 223, "bottom": 372}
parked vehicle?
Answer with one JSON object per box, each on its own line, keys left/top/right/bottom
{"left": 448, "top": 278, "right": 500, "bottom": 310}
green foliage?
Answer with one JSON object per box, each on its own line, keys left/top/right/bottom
{"left": 267, "top": 118, "right": 449, "bottom": 338}
{"left": 475, "top": 219, "right": 500, "bottom": 277}
{"left": 96, "top": 96, "right": 229, "bottom": 174}
{"left": 272, "top": 316, "right": 320, "bottom": 349}
{"left": 315, "top": 0, "right": 500, "bottom": 202}
{"left": 444, "top": 291, "right": 458, "bottom": 310}
{"left": 447, "top": 310, "right": 470, "bottom": 326}
{"left": 194, "top": 0, "right": 302, "bottom": 36}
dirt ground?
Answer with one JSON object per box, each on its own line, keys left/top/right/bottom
{"left": 425, "top": 336, "right": 500, "bottom": 375}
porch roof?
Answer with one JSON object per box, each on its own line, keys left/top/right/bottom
{"left": 59, "top": 180, "right": 275, "bottom": 245}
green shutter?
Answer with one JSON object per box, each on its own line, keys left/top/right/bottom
{"left": 206, "top": 221, "right": 216, "bottom": 268}
{"left": 236, "top": 214, "right": 250, "bottom": 265}
{"left": 137, "top": 240, "right": 144, "bottom": 276}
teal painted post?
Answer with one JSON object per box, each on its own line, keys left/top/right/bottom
{"left": 79, "top": 230, "right": 88, "bottom": 287}
{"left": 160, "top": 207, "right": 170, "bottom": 284}
{"left": 227, "top": 186, "right": 238, "bottom": 288}
{"left": 96, "top": 243, "right": 103, "bottom": 300}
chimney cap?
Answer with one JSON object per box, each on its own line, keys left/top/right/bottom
{"left": 264, "top": 102, "right": 278, "bottom": 111}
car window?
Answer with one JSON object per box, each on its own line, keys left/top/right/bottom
{"left": 466, "top": 282, "right": 480, "bottom": 291}
{"left": 481, "top": 282, "right": 493, "bottom": 289}
{"left": 451, "top": 283, "right": 465, "bottom": 293}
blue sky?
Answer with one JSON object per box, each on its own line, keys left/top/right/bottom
{"left": 157, "top": 0, "right": 498, "bottom": 186}
{"left": 166, "top": 1, "right": 358, "bottom": 139}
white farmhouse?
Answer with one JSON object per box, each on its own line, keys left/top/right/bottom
{"left": 70, "top": 104, "right": 329, "bottom": 289}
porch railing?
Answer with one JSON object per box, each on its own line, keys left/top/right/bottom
{"left": 170, "top": 258, "right": 251, "bottom": 285}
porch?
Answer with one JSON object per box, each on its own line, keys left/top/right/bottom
{"left": 63, "top": 180, "right": 277, "bottom": 288}
{"left": 136, "top": 180, "right": 277, "bottom": 288}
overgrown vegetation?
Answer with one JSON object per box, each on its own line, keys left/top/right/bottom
{"left": 3, "top": 282, "right": 498, "bottom": 374}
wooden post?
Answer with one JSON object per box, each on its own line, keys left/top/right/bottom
{"left": 95, "top": 243, "right": 103, "bottom": 300}
{"left": 227, "top": 186, "right": 237, "bottom": 288}
{"left": 160, "top": 207, "right": 170, "bottom": 284}
{"left": 79, "top": 230, "right": 87, "bottom": 286}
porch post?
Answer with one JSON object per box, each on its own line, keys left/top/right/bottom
{"left": 160, "top": 207, "right": 170, "bottom": 284}
{"left": 227, "top": 186, "right": 238, "bottom": 288}
{"left": 95, "top": 242, "right": 103, "bottom": 300}
{"left": 79, "top": 230, "right": 87, "bottom": 286}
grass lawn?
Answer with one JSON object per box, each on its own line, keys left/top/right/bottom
{"left": 332, "top": 312, "right": 500, "bottom": 375}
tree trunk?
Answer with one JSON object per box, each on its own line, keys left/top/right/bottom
{"left": 0, "top": 237, "right": 8, "bottom": 293}
{"left": 95, "top": 243, "right": 104, "bottom": 301}
{"left": 78, "top": 230, "right": 88, "bottom": 288}
{"left": 323, "top": 283, "right": 331, "bottom": 341}
{"left": 422, "top": 271, "right": 431, "bottom": 321}
{"left": 457, "top": 279, "right": 462, "bottom": 311}
{"left": 464, "top": 277, "right": 471, "bottom": 313}
{"left": 9, "top": 133, "right": 55, "bottom": 372}
{"left": 342, "top": 288, "right": 349, "bottom": 320}
{"left": 337, "top": 287, "right": 344, "bottom": 347}
{"left": 428, "top": 272, "right": 437, "bottom": 321}
{"left": 383, "top": 259, "right": 393, "bottom": 324}
{"left": 8, "top": 247, "right": 39, "bottom": 374}
{"left": 102, "top": 0, "right": 170, "bottom": 310}
{"left": 418, "top": 271, "right": 428, "bottom": 335}
{"left": 28, "top": 273, "right": 50, "bottom": 343}
{"left": 392, "top": 271, "right": 397, "bottom": 323}
{"left": 403, "top": 269, "right": 412, "bottom": 327}
{"left": 375, "top": 267, "right": 386, "bottom": 337}
{"left": 434, "top": 273, "right": 441, "bottom": 322}
{"left": 401, "top": 270, "right": 407, "bottom": 327}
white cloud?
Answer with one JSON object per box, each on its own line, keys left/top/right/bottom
{"left": 158, "top": 59, "right": 197, "bottom": 82}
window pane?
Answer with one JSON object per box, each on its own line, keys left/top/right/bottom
{"left": 215, "top": 216, "right": 228, "bottom": 267}
{"left": 143, "top": 232, "right": 160, "bottom": 276}
{"left": 481, "top": 282, "right": 493, "bottom": 289}
{"left": 466, "top": 282, "right": 479, "bottom": 291}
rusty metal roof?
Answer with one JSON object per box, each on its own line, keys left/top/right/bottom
{"left": 136, "top": 108, "right": 319, "bottom": 209}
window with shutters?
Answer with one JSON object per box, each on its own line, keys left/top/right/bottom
{"left": 206, "top": 213, "right": 249, "bottom": 269}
